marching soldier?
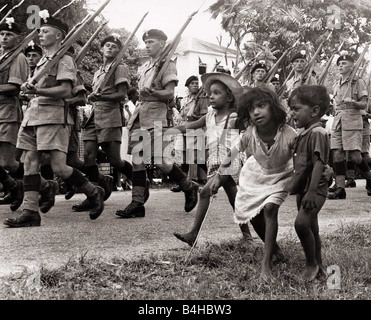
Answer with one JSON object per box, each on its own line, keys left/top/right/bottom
{"left": 250, "top": 60, "right": 275, "bottom": 92}
{"left": 72, "top": 33, "right": 133, "bottom": 213}
{"left": 24, "top": 41, "right": 43, "bottom": 76}
{"left": 285, "top": 50, "right": 317, "bottom": 97}
{"left": 0, "top": 18, "right": 28, "bottom": 212}
{"left": 328, "top": 51, "right": 371, "bottom": 199}
{"left": 270, "top": 75, "right": 280, "bottom": 94}
{"left": 4, "top": 15, "right": 104, "bottom": 228}
{"left": 117, "top": 29, "right": 199, "bottom": 218}
{"left": 172, "top": 75, "right": 208, "bottom": 192}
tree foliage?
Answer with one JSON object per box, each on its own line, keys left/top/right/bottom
{"left": 208, "top": 0, "right": 371, "bottom": 87}
{"left": 0, "top": 0, "right": 141, "bottom": 88}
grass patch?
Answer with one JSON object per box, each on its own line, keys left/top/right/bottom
{"left": 1, "top": 223, "right": 370, "bottom": 300}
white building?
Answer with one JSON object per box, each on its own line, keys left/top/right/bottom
{"left": 173, "top": 37, "right": 238, "bottom": 97}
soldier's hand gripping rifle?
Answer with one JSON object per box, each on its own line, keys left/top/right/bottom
{"left": 318, "top": 41, "right": 345, "bottom": 85}
{"left": 0, "top": 0, "right": 78, "bottom": 70}
{"left": 302, "top": 31, "right": 333, "bottom": 85}
{"left": 148, "top": 9, "right": 199, "bottom": 91}
{"left": 25, "top": 0, "right": 111, "bottom": 88}
{"left": 263, "top": 39, "right": 300, "bottom": 84}
{"left": 75, "top": 20, "right": 109, "bottom": 67}
{"left": 0, "top": 0, "right": 25, "bottom": 24}
{"left": 340, "top": 42, "right": 370, "bottom": 103}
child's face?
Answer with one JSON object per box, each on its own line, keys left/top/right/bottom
{"left": 208, "top": 82, "right": 232, "bottom": 110}
{"left": 289, "top": 97, "right": 313, "bottom": 129}
{"left": 249, "top": 100, "right": 273, "bottom": 127}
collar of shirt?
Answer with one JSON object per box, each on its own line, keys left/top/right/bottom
{"left": 298, "top": 122, "right": 322, "bottom": 137}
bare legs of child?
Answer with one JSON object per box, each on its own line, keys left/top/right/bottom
{"left": 250, "top": 203, "right": 284, "bottom": 280}
{"left": 174, "top": 174, "right": 254, "bottom": 246}
{"left": 295, "top": 194, "right": 326, "bottom": 281}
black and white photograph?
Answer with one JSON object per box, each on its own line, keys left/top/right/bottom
{"left": 0, "top": 0, "right": 370, "bottom": 305}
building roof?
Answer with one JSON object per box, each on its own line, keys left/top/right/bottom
{"left": 175, "top": 37, "right": 237, "bottom": 56}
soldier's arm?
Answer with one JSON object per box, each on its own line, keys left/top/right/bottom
{"left": 0, "top": 83, "right": 20, "bottom": 96}
{"left": 88, "top": 83, "right": 127, "bottom": 103}
{"left": 145, "top": 81, "right": 176, "bottom": 101}
{"left": 22, "top": 80, "right": 73, "bottom": 99}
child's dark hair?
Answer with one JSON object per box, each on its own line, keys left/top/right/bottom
{"left": 236, "top": 86, "right": 287, "bottom": 130}
{"left": 288, "top": 85, "right": 330, "bottom": 117}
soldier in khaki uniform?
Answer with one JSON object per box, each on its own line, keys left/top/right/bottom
{"left": 285, "top": 50, "right": 317, "bottom": 96}
{"left": 328, "top": 52, "right": 371, "bottom": 199}
{"left": 250, "top": 60, "right": 275, "bottom": 92}
{"left": 4, "top": 15, "right": 104, "bottom": 228}
{"left": 118, "top": 29, "right": 199, "bottom": 218}
{"left": 72, "top": 34, "right": 133, "bottom": 213}
{"left": 0, "top": 18, "right": 28, "bottom": 212}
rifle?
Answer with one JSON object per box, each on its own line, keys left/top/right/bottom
{"left": 0, "top": 0, "right": 25, "bottom": 24}
{"left": 303, "top": 31, "right": 333, "bottom": 84}
{"left": 234, "top": 51, "right": 262, "bottom": 81}
{"left": 340, "top": 42, "right": 370, "bottom": 102}
{"left": 0, "top": 0, "right": 78, "bottom": 71}
{"left": 75, "top": 20, "right": 109, "bottom": 66}
{"left": 358, "top": 60, "right": 368, "bottom": 78}
{"left": 149, "top": 9, "right": 199, "bottom": 89}
{"left": 27, "top": 0, "right": 111, "bottom": 87}
{"left": 0, "top": 4, "right": 8, "bottom": 15}
{"left": 93, "top": 12, "right": 148, "bottom": 95}
{"left": 277, "top": 68, "right": 294, "bottom": 97}
{"left": 263, "top": 39, "right": 300, "bottom": 84}
{"left": 318, "top": 41, "right": 344, "bottom": 85}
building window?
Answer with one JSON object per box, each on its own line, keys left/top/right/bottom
{"left": 199, "top": 63, "right": 207, "bottom": 75}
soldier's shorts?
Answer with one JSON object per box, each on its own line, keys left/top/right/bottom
{"left": 127, "top": 119, "right": 172, "bottom": 165}
{"left": 82, "top": 121, "right": 122, "bottom": 144}
{"left": 17, "top": 124, "right": 71, "bottom": 153}
{"left": 331, "top": 121, "right": 362, "bottom": 151}
{"left": 362, "top": 118, "right": 370, "bottom": 153}
{"left": 0, "top": 122, "right": 20, "bottom": 146}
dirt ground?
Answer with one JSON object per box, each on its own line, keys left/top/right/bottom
{"left": 1, "top": 180, "right": 370, "bottom": 279}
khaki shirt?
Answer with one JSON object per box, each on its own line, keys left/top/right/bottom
{"left": 22, "top": 54, "right": 76, "bottom": 126}
{"left": 0, "top": 52, "right": 29, "bottom": 123}
{"left": 332, "top": 76, "right": 368, "bottom": 131}
{"left": 91, "top": 62, "right": 129, "bottom": 129}
{"left": 127, "top": 59, "right": 178, "bottom": 130}
{"left": 286, "top": 74, "right": 317, "bottom": 97}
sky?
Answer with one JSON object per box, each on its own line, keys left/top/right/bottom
{"left": 87, "top": 0, "right": 233, "bottom": 48}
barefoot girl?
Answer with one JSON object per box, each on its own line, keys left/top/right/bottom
{"left": 210, "top": 87, "right": 297, "bottom": 280}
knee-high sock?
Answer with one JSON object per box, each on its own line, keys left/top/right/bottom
{"left": 23, "top": 174, "right": 41, "bottom": 212}
{"left": 333, "top": 161, "right": 346, "bottom": 188}
{"left": 132, "top": 170, "right": 146, "bottom": 203}
{"left": 65, "top": 168, "right": 96, "bottom": 197}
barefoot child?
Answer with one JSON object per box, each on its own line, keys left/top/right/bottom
{"left": 173, "top": 72, "right": 254, "bottom": 245}
{"left": 288, "top": 85, "right": 331, "bottom": 281}
{"left": 210, "top": 87, "right": 297, "bottom": 280}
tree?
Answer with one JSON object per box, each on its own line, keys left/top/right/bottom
{"left": 208, "top": 0, "right": 371, "bottom": 89}
{"left": 0, "top": 0, "right": 142, "bottom": 88}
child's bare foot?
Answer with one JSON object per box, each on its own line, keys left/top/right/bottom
{"left": 302, "top": 265, "right": 319, "bottom": 282}
{"left": 174, "top": 232, "right": 196, "bottom": 247}
{"left": 260, "top": 266, "right": 275, "bottom": 282}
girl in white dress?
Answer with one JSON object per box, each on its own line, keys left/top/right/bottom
{"left": 210, "top": 87, "right": 297, "bottom": 280}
